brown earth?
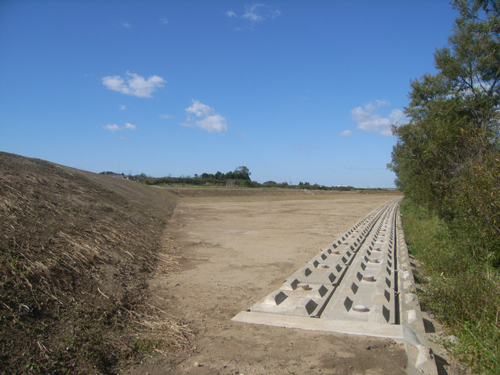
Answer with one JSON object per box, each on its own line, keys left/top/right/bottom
{"left": 127, "top": 190, "right": 410, "bottom": 375}
{"left": 1, "top": 152, "right": 418, "bottom": 375}
{"left": 0, "top": 152, "right": 184, "bottom": 374}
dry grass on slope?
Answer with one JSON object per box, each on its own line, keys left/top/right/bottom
{"left": 0, "top": 152, "right": 191, "bottom": 375}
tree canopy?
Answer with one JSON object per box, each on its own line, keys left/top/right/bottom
{"left": 389, "top": 0, "right": 500, "bottom": 262}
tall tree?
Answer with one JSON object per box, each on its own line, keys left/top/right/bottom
{"left": 234, "top": 166, "right": 251, "bottom": 180}
{"left": 389, "top": 0, "right": 500, "bottom": 258}
{"left": 390, "top": 0, "right": 500, "bottom": 204}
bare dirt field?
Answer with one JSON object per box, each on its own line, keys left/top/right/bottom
{"left": 131, "top": 190, "right": 409, "bottom": 375}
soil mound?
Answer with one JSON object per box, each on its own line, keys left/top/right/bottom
{"left": 0, "top": 152, "right": 187, "bottom": 374}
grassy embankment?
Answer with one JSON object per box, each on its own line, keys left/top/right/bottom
{"left": 0, "top": 153, "right": 192, "bottom": 374}
{"left": 400, "top": 198, "right": 500, "bottom": 374}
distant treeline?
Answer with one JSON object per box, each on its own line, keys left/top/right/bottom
{"left": 100, "top": 166, "right": 359, "bottom": 191}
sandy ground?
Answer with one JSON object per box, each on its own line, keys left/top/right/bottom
{"left": 137, "top": 192, "right": 409, "bottom": 375}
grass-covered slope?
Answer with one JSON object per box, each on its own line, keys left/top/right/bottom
{"left": 400, "top": 198, "right": 500, "bottom": 374}
{"left": 0, "top": 152, "right": 190, "bottom": 374}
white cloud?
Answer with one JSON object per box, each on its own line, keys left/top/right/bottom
{"left": 103, "top": 124, "right": 120, "bottom": 132}
{"left": 364, "top": 99, "right": 390, "bottom": 112}
{"left": 122, "top": 22, "right": 131, "bottom": 28}
{"left": 228, "top": 4, "right": 280, "bottom": 27}
{"left": 161, "top": 16, "right": 168, "bottom": 24}
{"left": 181, "top": 100, "right": 228, "bottom": 133}
{"left": 103, "top": 123, "right": 137, "bottom": 132}
{"left": 242, "top": 4, "right": 281, "bottom": 22}
{"left": 102, "top": 71, "right": 165, "bottom": 98}
{"left": 243, "top": 4, "right": 264, "bottom": 21}
{"left": 159, "top": 114, "right": 173, "bottom": 119}
{"left": 185, "top": 100, "right": 214, "bottom": 118}
{"left": 350, "top": 100, "right": 408, "bottom": 137}
{"left": 339, "top": 130, "right": 353, "bottom": 138}
{"left": 119, "top": 104, "right": 126, "bottom": 110}
{"left": 389, "top": 108, "right": 406, "bottom": 123}
{"left": 194, "top": 114, "right": 228, "bottom": 133}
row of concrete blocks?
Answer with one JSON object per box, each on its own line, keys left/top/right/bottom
{"left": 248, "top": 199, "right": 401, "bottom": 324}
{"left": 237, "top": 198, "right": 441, "bottom": 375}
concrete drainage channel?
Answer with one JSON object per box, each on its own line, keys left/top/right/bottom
{"left": 233, "top": 198, "right": 445, "bottom": 375}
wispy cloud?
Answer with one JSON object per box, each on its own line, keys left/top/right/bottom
{"left": 243, "top": 4, "right": 281, "bottom": 21}
{"left": 339, "top": 130, "right": 353, "bottom": 138}
{"left": 159, "top": 114, "right": 173, "bottom": 119}
{"left": 160, "top": 16, "right": 168, "bottom": 25}
{"left": 181, "top": 100, "right": 228, "bottom": 133}
{"left": 226, "top": 4, "right": 281, "bottom": 28}
{"left": 102, "top": 71, "right": 165, "bottom": 98}
{"left": 119, "top": 104, "right": 126, "bottom": 110}
{"left": 103, "top": 124, "right": 120, "bottom": 132}
{"left": 103, "top": 123, "right": 137, "bottom": 132}
{"left": 122, "top": 22, "right": 131, "bottom": 29}
{"left": 350, "top": 100, "right": 407, "bottom": 136}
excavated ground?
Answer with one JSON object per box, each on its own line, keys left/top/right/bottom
{"left": 130, "top": 190, "right": 413, "bottom": 375}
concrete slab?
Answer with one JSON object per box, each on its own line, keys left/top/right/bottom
{"left": 232, "top": 310, "right": 404, "bottom": 339}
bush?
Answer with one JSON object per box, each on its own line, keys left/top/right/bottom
{"left": 400, "top": 198, "right": 500, "bottom": 374}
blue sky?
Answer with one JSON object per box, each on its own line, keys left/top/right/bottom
{"left": 0, "top": 1, "right": 457, "bottom": 187}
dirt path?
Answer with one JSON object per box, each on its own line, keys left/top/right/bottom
{"left": 137, "top": 192, "right": 408, "bottom": 375}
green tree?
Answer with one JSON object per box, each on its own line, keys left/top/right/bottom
{"left": 389, "top": 0, "right": 500, "bottom": 260}
{"left": 234, "top": 166, "right": 251, "bottom": 180}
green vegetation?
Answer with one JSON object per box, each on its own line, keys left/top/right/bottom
{"left": 128, "top": 166, "right": 363, "bottom": 191}
{"left": 389, "top": 1, "right": 500, "bottom": 372}
{"left": 141, "top": 165, "right": 259, "bottom": 187}
{"left": 400, "top": 200, "right": 500, "bottom": 374}
{"left": 389, "top": 0, "right": 500, "bottom": 263}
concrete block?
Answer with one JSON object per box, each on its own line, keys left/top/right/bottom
{"left": 234, "top": 197, "right": 439, "bottom": 375}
